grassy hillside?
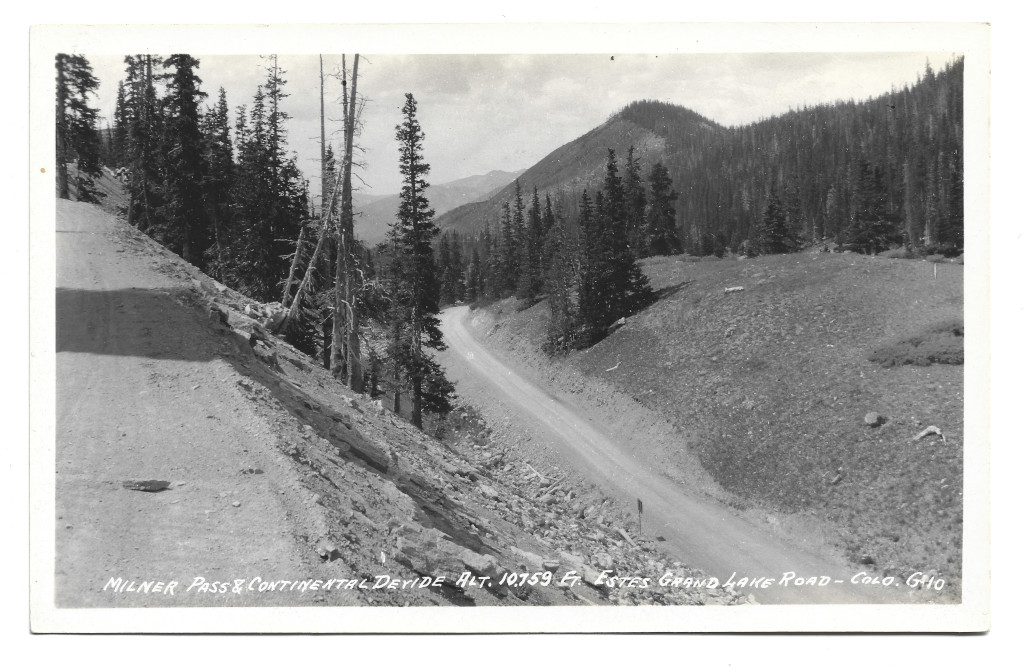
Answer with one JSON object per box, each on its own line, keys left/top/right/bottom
{"left": 476, "top": 251, "right": 965, "bottom": 588}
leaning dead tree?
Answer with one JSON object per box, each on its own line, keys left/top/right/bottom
{"left": 277, "top": 54, "right": 364, "bottom": 393}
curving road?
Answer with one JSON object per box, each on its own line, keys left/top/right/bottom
{"left": 440, "top": 305, "right": 923, "bottom": 605}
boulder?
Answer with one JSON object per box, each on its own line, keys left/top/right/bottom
{"left": 253, "top": 341, "right": 278, "bottom": 367}
{"left": 593, "top": 552, "right": 614, "bottom": 570}
{"left": 208, "top": 306, "right": 229, "bottom": 327}
{"left": 511, "top": 547, "right": 545, "bottom": 570}
{"left": 460, "top": 549, "right": 507, "bottom": 584}
{"left": 394, "top": 529, "right": 465, "bottom": 580}
{"left": 864, "top": 412, "right": 886, "bottom": 428}
{"left": 478, "top": 483, "right": 501, "bottom": 501}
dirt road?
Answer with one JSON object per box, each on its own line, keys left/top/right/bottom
{"left": 53, "top": 200, "right": 340, "bottom": 607}
{"left": 439, "top": 305, "right": 928, "bottom": 604}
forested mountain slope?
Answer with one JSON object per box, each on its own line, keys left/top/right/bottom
{"left": 439, "top": 58, "right": 963, "bottom": 255}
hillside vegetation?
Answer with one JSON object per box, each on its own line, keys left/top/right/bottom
{"left": 475, "top": 250, "right": 964, "bottom": 590}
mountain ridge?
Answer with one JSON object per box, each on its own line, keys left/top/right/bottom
{"left": 436, "top": 58, "right": 963, "bottom": 254}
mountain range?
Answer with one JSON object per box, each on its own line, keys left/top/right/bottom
{"left": 353, "top": 169, "right": 525, "bottom": 245}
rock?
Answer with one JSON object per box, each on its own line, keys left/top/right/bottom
{"left": 231, "top": 500, "right": 241, "bottom": 508}
{"left": 511, "top": 547, "right": 545, "bottom": 570}
{"left": 864, "top": 412, "right": 886, "bottom": 428}
{"left": 262, "top": 303, "right": 288, "bottom": 331}
{"left": 460, "top": 549, "right": 507, "bottom": 584}
{"left": 208, "top": 306, "right": 229, "bottom": 326}
{"left": 122, "top": 480, "right": 171, "bottom": 492}
{"left": 393, "top": 529, "right": 465, "bottom": 580}
{"left": 253, "top": 341, "right": 278, "bottom": 367}
{"left": 616, "top": 528, "right": 637, "bottom": 547}
{"left": 229, "top": 328, "right": 256, "bottom": 355}
{"left": 336, "top": 430, "right": 389, "bottom": 473}
{"left": 478, "top": 483, "right": 501, "bottom": 500}
{"left": 912, "top": 425, "right": 945, "bottom": 443}
{"left": 593, "top": 552, "right": 614, "bottom": 570}
{"left": 724, "top": 286, "right": 745, "bottom": 294}
{"left": 580, "top": 564, "right": 609, "bottom": 589}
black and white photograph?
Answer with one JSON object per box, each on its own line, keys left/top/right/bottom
{"left": 29, "top": 22, "right": 991, "bottom": 633}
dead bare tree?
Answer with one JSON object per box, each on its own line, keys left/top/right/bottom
{"left": 278, "top": 55, "right": 339, "bottom": 321}
{"left": 332, "top": 54, "right": 364, "bottom": 392}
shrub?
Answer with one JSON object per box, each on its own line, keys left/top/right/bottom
{"left": 868, "top": 320, "right": 964, "bottom": 367}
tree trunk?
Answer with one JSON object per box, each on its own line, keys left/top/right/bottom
{"left": 332, "top": 54, "right": 364, "bottom": 392}
{"left": 55, "top": 58, "right": 70, "bottom": 199}
{"left": 281, "top": 223, "right": 307, "bottom": 307}
{"left": 331, "top": 56, "right": 350, "bottom": 382}
{"left": 321, "top": 316, "right": 332, "bottom": 370}
{"left": 344, "top": 56, "right": 364, "bottom": 392}
{"left": 392, "top": 370, "right": 401, "bottom": 415}
{"left": 277, "top": 169, "right": 343, "bottom": 333}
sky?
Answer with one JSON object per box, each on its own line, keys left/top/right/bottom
{"left": 84, "top": 51, "right": 958, "bottom": 201}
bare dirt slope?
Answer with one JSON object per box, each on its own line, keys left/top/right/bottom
{"left": 439, "top": 306, "right": 947, "bottom": 604}
{"left": 53, "top": 199, "right": 742, "bottom": 609}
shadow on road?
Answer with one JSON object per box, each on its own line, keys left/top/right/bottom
{"left": 56, "top": 286, "right": 221, "bottom": 362}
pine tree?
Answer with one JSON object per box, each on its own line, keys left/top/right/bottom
{"left": 123, "top": 55, "right": 164, "bottom": 232}
{"left": 576, "top": 189, "right": 606, "bottom": 345}
{"left": 848, "top": 161, "right": 900, "bottom": 254}
{"left": 111, "top": 80, "right": 129, "bottom": 168}
{"left": 498, "top": 200, "right": 517, "bottom": 295}
{"left": 598, "top": 149, "right": 653, "bottom": 329}
{"left": 55, "top": 54, "right": 103, "bottom": 202}
{"left": 623, "top": 145, "right": 648, "bottom": 257}
{"left": 542, "top": 193, "right": 557, "bottom": 254}
{"left": 544, "top": 198, "right": 581, "bottom": 351}
{"left": 449, "top": 232, "right": 465, "bottom": 301}
{"left": 646, "top": 162, "right": 681, "bottom": 256}
{"left": 516, "top": 186, "right": 544, "bottom": 299}
{"left": 481, "top": 220, "right": 498, "bottom": 299}
{"left": 755, "top": 190, "right": 795, "bottom": 255}
{"left": 513, "top": 179, "right": 527, "bottom": 266}
{"left": 386, "top": 93, "right": 454, "bottom": 429}
{"left": 201, "top": 87, "right": 234, "bottom": 274}
{"left": 438, "top": 233, "right": 454, "bottom": 305}
{"left": 465, "top": 246, "right": 482, "bottom": 302}
{"left": 158, "top": 54, "right": 208, "bottom": 266}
